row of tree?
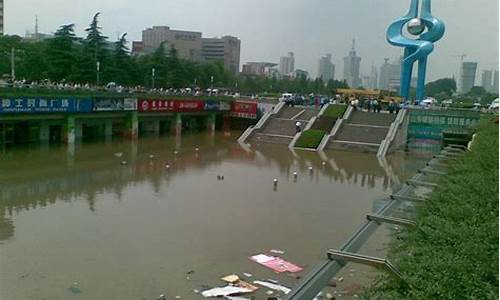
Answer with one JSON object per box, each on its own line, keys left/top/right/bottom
{"left": 0, "top": 13, "right": 351, "bottom": 95}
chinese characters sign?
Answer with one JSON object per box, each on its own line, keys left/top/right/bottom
{"left": 0, "top": 98, "right": 93, "bottom": 113}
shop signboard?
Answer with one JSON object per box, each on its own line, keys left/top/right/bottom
{"left": 175, "top": 100, "right": 205, "bottom": 112}
{"left": 138, "top": 99, "right": 176, "bottom": 112}
{"left": 230, "top": 100, "right": 258, "bottom": 119}
{"left": 0, "top": 97, "right": 93, "bottom": 113}
{"left": 93, "top": 98, "right": 138, "bottom": 111}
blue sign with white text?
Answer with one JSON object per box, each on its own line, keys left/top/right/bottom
{"left": 0, "top": 98, "right": 93, "bottom": 113}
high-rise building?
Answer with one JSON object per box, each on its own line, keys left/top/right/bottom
{"left": 494, "top": 70, "right": 499, "bottom": 94}
{"left": 241, "top": 62, "right": 278, "bottom": 77}
{"left": 279, "top": 52, "right": 295, "bottom": 75}
{"left": 369, "top": 66, "right": 378, "bottom": 89}
{"left": 459, "top": 62, "right": 478, "bottom": 94}
{"left": 343, "top": 39, "right": 362, "bottom": 88}
{"left": 133, "top": 26, "right": 241, "bottom": 73}
{"left": 317, "top": 54, "right": 335, "bottom": 82}
{"left": 0, "top": 0, "right": 4, "bottom": 35}
{"left": 201, "top": 36, "right": 241, "bottom": 74}
{"left": 379, "top": 58, "right": 400, "bottom": 91}
{"left": 481, "top": 70, "right": 493, "bottom": 93}
{"left": 139, "top": 26, "right": 203, "bottom": 61}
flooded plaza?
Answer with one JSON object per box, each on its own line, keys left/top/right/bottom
{"left": 0, "top": 132, "right": 432, "bottom": 300}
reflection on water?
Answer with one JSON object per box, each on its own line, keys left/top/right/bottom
{"left": 0, "top": 132, "right": 431, "bottom": 299}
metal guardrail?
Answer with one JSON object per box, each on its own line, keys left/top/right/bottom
{"left": 284, "top": 147, "right": 465, "bottom": 300}
{"left": 377, "top": 109, "right": 407, "bottom": 158}
{"left": 237, "top": 101, "right": 285, "bottom": 144}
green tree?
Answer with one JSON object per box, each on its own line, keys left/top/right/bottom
{"left": 425, "top": 78, "right": 456, "bottom": 98}
{"left": 46, "top": 24, "right": 77, "bottom": 81}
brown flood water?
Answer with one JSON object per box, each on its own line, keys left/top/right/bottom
{"left": 0, "top": 132, "right": 432, "bottom": 300}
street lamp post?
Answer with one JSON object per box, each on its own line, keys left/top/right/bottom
{"left": 152, "top": 68, "right": 156, "bottom": 89}
{"left": 96, "top": 61, "right": 100, "bottom": 86}
{"left": 11, "top": 48, "right": 15, "bottom": 82}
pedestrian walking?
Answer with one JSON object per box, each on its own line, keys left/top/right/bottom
{"left": 373, "top": 99, "right": 379, "bottom": 112}
{"left": 295, "top": 121, "right": 302, "bottom": 133}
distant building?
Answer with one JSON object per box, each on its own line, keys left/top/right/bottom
{"left": 317, "top": 54, "right": 335, "bottom": 82}
{"left": 459, "top": 62, "right": 478, "bottom": 94}
{"left": 368, "top": 66, "right": 378, "bottom": 90}
{"left": 294, "top": 69, "right": 309, "bottom": 79}
{"left": 132, "top": 25, "right": 241, "bottom": 73}
{"left": 361, "top": 75, "right": 370, "bottom": 89}
{"left": 241, "top": 62, "right": 278, "bottom": 77}
{"left": 0, "top": 0, "right": 3, "bottom": 35}
{"left": 279, "top": 52, "right": 295, "bottom": 75}
{"left": 379, "top": 58, "right": 400, "bottom": 91}
{"left": 480, "top": 69, "right": 499, "bottom": 93}
{"left": 201, "top": 36, "right": 241, "bottom": 74}
{"left": 139, "top": 26, "right": 202, "bottom": 61}
{"left": 343, "top": 39, "right": 362, "bottom": 88}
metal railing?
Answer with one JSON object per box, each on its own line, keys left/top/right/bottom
{"left": 284, "top": 146, "right": 465, "bottom": 300}
{"left": 237, "top": 101, "right": 285, "bottom": 144}
{"left": 377, "top": 109, "right": 407, "bottom": 157}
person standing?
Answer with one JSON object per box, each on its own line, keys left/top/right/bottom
{"left": 295, "top": 121, "right": 302, "bottom": 133}
{"left": 373, "top": 99, "right": 378, "bottom": 112}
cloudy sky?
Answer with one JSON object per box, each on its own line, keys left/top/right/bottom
{"left": 5, "top": 0, "right": 499, "bottom": 82}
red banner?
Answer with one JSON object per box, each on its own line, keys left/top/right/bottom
{"left": 138, "top": 99, "right": 175, "bottom": 112}
{"left": 230, "top": 100, "right": 258, "bottom": 119}
{"left": 174, "top": 100, "right": 205, "bottom": 112}
{"left": 138, "top": 99, "right": 205, "bottom": 112}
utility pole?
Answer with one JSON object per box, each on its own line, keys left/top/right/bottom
{"left": 152, "top": 68, "right": 156, "bottom": 89}
{"left": 11, "top": 48, "right": 15, "bottom": 82}
{"left": 96, "top": 61, "right": 100, "bottom": 86}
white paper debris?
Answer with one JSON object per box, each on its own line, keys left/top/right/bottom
{"left": 201, "top": 286, "right": 252, "bottom": 297}
{"left": 253, "top": 280, "right": 291, "bottom": 294}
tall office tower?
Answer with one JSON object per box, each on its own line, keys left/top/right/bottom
{"left": 481, "top": 70, "right": 493, "bottom": 92}
{"left": 317, "top": 54, "right": 335, "bottom": 81}
{"left": 379, "top": 58, "right": 400, "bottom": 91}
{"left": 140, "top": 26, "right": 203, "bottom": 61}
{"left": 201, "top": 36, "right": 241, "bottom": 74}
{"left": 343, "top": 39, "right": 362, "bottom": 88}
{"left": 493, "top": 70, "right": 499, "bottom": 93}
{"left": 0, "top": 0, "right": 4, "bottom": 35}
{"left": 369, "top": 65, "right": 378, "bottom": 89}
{"left": 279, "top": 52, "right": 295, "bottom": 75}
{"left": 459, "top": 62, "right": 478, "bottom": 94}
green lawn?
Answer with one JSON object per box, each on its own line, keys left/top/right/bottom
{"left": 295, "top": 129, "right": 325, "bottom": 149}
{"left": 367, "top": 117, "right": 499, "bottom": 299}
{"left": 322, "top": 104, "right": 347, "bottom": 118}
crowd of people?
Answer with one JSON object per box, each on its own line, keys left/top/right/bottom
{"left": 349, "top": 98, "right": 408, "bottom": 114}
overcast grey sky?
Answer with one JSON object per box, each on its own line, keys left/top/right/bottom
{"left": 5, "top": 0, "right": 499, "bottom": 81}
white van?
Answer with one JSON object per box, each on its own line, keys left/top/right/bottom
{"left": 488, "top": 98, "right": 499, "bottom": 112}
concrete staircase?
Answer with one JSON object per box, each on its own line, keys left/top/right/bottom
{"left": 326, "top": 111, "right": 397, "bottom": 152}
{"left": 246, "top": 106, "right": 320, "bottom": 145}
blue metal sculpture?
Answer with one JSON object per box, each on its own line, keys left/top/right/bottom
{"left": 387, "top": 0, "right": 445, "bottom": 101}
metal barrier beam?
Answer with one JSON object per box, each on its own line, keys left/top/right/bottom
{"left": 391, "top": 194, "right": 427, "bottom": 202}
{"left": 367, "top": 214, "right": 416, "bottom": 227}
{"left": 407, "top": 179, "right": 438, "bottom": 188}
{"left": 418, "top": 168, "right": 447, "bottom": 176}
{"left": 327, "top": 250, "right": 404, "bottom": 281}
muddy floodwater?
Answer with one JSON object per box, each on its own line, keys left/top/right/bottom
{"left": 0, "top": 132, "right": 432, "bottom": 300}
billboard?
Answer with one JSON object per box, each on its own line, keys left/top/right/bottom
{"left": 93, "top": 98, "right": 137, "bottom": 111}
{"left": 230, "top": 100, "right": 258, "bottom": 119}
{"left": 139, "top": 99, "right": 205, "bottom": 112}
{"left": 204, "top": 100, "right": 231, "bottom": 111}
{"left": 0, "top": 98, "right": 93, "bottom": 113}
{"left": 138, "top": 99, "right": 176, "bottom": 112}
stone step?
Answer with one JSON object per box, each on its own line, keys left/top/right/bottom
{"left": 260, "top": 118, "right": 299, "bottom": 136}
{"left": 334, "top": 124, "right": 389, "bottom": 144}
{"left": 249, "top": 133, "right": 293, "bottom": 145}
{"left": 348, "top": 111, "right": 397, "bottom": 127}
{"left": 327, "top": 140, "right": 381, "bottom": 153}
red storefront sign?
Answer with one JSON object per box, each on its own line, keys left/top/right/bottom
{"left": 138, "top": 99, "right": 176, "bottom": 112}
{"left": 174, "top": 100, "right": 205, "bottom": 112}
{"left": 230, "top": 100, "right": 258, "bottom": 119}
